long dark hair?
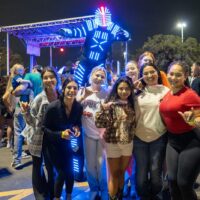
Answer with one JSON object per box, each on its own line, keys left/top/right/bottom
{"left": 106, "top": 76, "right": 135, "bottom": 109}
{"left": 139, "top": 63, "right": 163, "bottom": 86}
{"left": 60, "top": 76, "right": 79, "bottom": 102}
{"left": 168, "top": 61, "right": 190, "bottom": 87}
{"left": 41, "top": 66, "right": 61, "bottom": 91}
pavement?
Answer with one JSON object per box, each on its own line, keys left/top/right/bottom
{"left": 0, "top": 145, "right": 89, "bottom": 200}
{"left": 0, "top": 145, "right": 200, "bottom": 200}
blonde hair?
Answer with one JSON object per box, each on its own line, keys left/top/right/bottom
{"left": 125, "top": 60, "right": 138, "bottom": 69}
{"left": 3, "top": 64, "right": 21, "bottom": 111}
{"left": 6, "top": 64, "right": 23, "bottom": 92}
{"left": 88, "top": 66, "right": 107, "bottom": 85}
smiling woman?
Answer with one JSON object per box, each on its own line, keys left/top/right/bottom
{"left": 43, "top": 76, "right": 83, "bottom": 200}
{"left": 76, "top": 66, "right": 109, "bottom": 200}
{"left": 160, "top": 61, "right": 200, "bottom": 200}
{"left": 134, "top": 63, "right": 169, "bottom": 199}
{"left": 20, "top": 67, "right": 60, "bottom": 200}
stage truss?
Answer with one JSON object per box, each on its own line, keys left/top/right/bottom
{"left": 0, "top": 15, "right": 95, "bottom": 48}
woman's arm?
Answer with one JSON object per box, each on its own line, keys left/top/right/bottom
{"left": 2, "top": 90, "right": 12, "bottom": 113}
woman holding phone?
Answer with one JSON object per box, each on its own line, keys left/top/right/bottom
{"left": 43, "top": 77, "right": 83, "bottom": 200}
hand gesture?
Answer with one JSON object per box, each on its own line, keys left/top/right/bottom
{"left": 134, "top": 77, "right": 144, "bottom": 91}
{"left": 79, "top": 87, "right": 94, "bottom": 102}
{"left": 178, "top": 107, "right": 194, "bottom": 125}
{"left": 72, "top": 126, "right": 81, "bottom": 137}
{"left": 101, "top": 102, "right": 114, "bottom": 110}
{"left": 19, "top": 101, "right": 30, "bottom": 113}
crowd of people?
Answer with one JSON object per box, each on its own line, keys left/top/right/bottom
{"left": 0, "top": 51, "right": 200, "bottom": 200}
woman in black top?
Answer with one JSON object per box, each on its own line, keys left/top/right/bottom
{"left": 43, "top": 77, "right": 83, "bottom": 200}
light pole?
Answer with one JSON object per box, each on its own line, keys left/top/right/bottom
{"left": 177, "top": 22, "right": 187, "bottom": 43}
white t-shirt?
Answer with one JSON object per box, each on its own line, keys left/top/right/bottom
{"left": 78, "top": 87, "right": 108, "bottom": 139}
{"left": 135, "top": 85, "right": 169, "bottom": 142}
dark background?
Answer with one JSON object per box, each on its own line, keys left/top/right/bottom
{"left": 0, "top": 0, "right": 199, "bottom": 66}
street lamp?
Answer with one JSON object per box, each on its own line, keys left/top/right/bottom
{"left": 177, "top": 22, "right": 187, "bottom": 43}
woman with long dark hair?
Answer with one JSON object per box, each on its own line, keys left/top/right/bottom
{"left": 43, "top": 77, "right": 83, "bottom": 200}
{"left": 160, "top": 61, "right": 200, "bottom": 200}
{"left": 134, "top": 63, "right": 169, "bottom": 200}
{"left": 95, "top": 76, "right": 135, "bottom": 200}
{"left": 21, "top": 67, "right": 60, "bottom": 199}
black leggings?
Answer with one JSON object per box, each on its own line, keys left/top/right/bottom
{"left": 48, "top": 144, "right": 74, "bottom": 198}
{"left": 32, "top": 150, "right": 55, "bottom": 200}
{"left": 54, "top": 165, "right": 74, "bottom": 198}
{"left": 166, "top": 130, "right": 200, "bottom": 200}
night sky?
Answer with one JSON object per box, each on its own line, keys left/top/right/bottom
{"left": 0, "top": 0, "right": 200, "bottom": 66}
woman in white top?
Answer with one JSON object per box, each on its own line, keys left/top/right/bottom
{"left": 77, "top": 66, "right": 108, "bottom": 200}
{"left": 134, "top": 63, "right": 169, "bottom": 200}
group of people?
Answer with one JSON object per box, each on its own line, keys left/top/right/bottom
{"left": 0, "top": 51, "right": 200, "bottom": 200}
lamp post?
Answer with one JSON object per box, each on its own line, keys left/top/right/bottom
{"left": 177, "top": 22, "right": 187, "bottom": 43}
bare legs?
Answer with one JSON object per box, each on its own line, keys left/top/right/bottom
{"left": 107, "top": 156, "right": 131, "bottom": 197}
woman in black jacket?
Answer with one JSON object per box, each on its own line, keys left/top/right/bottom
{"left": 43, "top": 77, "right": 83, "bottom": 200}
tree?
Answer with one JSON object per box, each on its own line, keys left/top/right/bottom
{"left": 0, "top": 47, "right": 23, "bottom": 76}
{"left": 134, "top": 34, "right": 200, "bottom": 72}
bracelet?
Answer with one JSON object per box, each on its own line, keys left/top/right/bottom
{"left": 61, "top": 131, "right": 65, "bottom": 138}
{"left": 187, "top": 119, "right": 195, "bottom": 126}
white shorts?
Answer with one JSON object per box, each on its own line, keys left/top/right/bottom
{"left": 105, "top": 141, "right": 133, "bottom": 158}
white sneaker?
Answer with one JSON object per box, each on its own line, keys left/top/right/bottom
{"left": 7, "top": 141, "right": 11, "bottom": 148}
{"left": 11, "top": 160, "right": 23, "bottom": 169}
{"left": 22, "top": 151, "right": 31, "bottom": 159}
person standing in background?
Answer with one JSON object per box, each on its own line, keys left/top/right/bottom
{"left": 190, "top": 62, "right": 200, "bottom": 95}
{"left": 138, "top": 51, "right": 170, "bottom": 88}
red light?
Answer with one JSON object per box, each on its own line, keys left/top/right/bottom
{"left": 60, "top": 48, "right": 64, "bottom": 52}
{"left": 100, "top": 6, "right": 105, "bottom": 13}
{"left": 100, "top": 6, "right": 106, "bottom": 26}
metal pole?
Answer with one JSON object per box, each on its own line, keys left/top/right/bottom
{"left": 181, "top": 27, "right": 184, "bottom": 43}
{"left": 125, "top": 41, "right": 128, "bottom": 65}
{"left": 50, "top": 47, "right": 52, "bottom": 67}
{"left": 30, "top": 55, "right": 34, "bottom": 72}
{"left": 6, "top": 33, "right": 10, "bottom": 75}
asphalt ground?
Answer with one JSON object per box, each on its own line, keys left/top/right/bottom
{"left": 0, "top": 145, "right": 200, "bottom": 200}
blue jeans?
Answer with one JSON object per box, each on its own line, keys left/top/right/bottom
{"left": 13, "top": 107, "right": 26, "bottom": 162}
{"left": 83, "top": 133, "right": 108, "bottom": 200}
{"left": 133, "top": 135, "right": 167, "bottom": 200}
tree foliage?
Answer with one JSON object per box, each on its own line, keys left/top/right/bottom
{"left": 134, "top": 34, "right": 200, "bottom": 72}
{"left": 0, "top": 47, "right": 23, "bottom": 75}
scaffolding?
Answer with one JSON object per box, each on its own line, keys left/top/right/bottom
{"left": 0, "top": 15, "right": 95, "bottom": 74}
